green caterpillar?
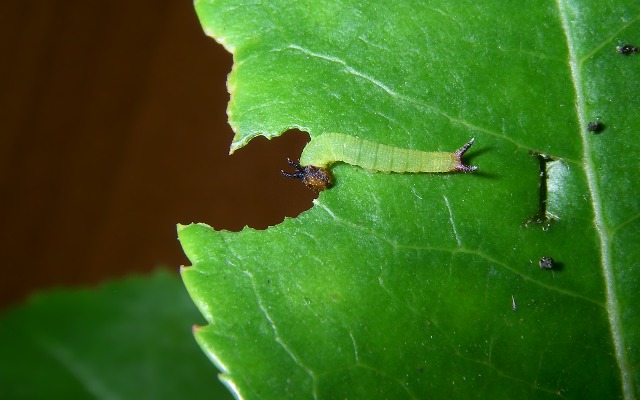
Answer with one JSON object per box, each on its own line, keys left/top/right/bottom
{"left": 282, "top": 133, "right": 477, "bottom": 191}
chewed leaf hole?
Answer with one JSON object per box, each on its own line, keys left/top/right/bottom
{"left": 524, "top": 152, "right": 560, "bottom": 229}
{"left": 184, "top": 129, "right": 315, "bottom": 231}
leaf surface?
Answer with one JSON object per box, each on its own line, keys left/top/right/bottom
{"left": 0, "top": 271, "right": 234, "bottom": 400}
{"left": 183, "top": 0, "right": 640, "bottom": 398}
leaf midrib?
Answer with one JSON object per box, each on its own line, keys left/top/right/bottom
{"left": 555, "top": 1, "right": 633, "bottom": 398}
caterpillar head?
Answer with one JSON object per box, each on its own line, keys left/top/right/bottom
{"left": 281, "top": 159, "right": 333, "bottom": 192}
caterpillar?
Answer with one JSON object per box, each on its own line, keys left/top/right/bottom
{"left": 282, "top": 133, "right": 477, "bottom": 191}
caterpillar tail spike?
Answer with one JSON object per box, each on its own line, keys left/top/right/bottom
{"left": 452, "top": 138, "right": 477, "bottom": 173}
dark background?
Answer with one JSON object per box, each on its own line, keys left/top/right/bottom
{"left": 0, "top": 0, "right": 314, "bottom": 311}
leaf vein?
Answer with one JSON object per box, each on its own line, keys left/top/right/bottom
{"left": 242, "top": 269, "right": 319, "bottom": 399}
{"left": 280, "top": 44, "right": 553, "bottom": 154}
{"left": 555, "top": 1, "right": 634, "bottom": 398}
{"left": 400, "top": 244, "right": 605, "bottom": 307}
{"left": 315, "top": 201, "right": 603, "bottom": 306}
{"left": 443, "top": 195, "right": 462, "bottom": 248}
{"left": 35, "top": 337, "right": 118, "bottom": 400}
{"left": 579, "top": 14, "right": 640, "bottom": 64}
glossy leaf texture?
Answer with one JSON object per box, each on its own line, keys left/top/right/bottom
{"left": 183, "top": 0, "right": 640, "bottom": 398}
{"left": 0, "top": 271, "right": 234, "bottom": 400}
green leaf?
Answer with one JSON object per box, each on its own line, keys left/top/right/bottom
{"left": 0, "top": 270, "right": 234, "bottom": 400}
{"left": 183, "top": 0, "right": 640, "bottom": 398}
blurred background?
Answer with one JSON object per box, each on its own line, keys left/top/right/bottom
{"left": 0, "top": 0, "right": 315, "bottom": 311}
